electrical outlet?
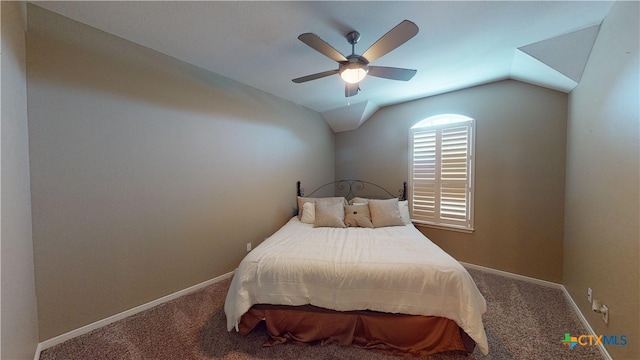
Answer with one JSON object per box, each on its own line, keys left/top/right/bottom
{"left": 246, "top": 242, "right": 252, "bottom": 252}
{"left": 587, "top": 287, "right": 592, "bottom": 303}
{"left": 601, "top": 304, "right": 609, "bottom": 324}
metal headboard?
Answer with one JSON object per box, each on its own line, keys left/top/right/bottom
{"left": 297, "top": 179, "right": 407, "bottom": 201}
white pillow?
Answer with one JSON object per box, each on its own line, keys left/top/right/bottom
{"left": 348, "top": 197, "right": 370, "bottom": 205}
{"left": 300, "top": 202, "right": 315, "bottom": 224}
{"left": 398, "top": 200, "right": 411, "bottom": 225}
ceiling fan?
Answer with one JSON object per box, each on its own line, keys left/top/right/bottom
{"left": 292, "top": 20, "right": 419, "bottom": 97}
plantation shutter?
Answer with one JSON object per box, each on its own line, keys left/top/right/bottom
{"left": 410, "top": 120, "right": 474, "bottom": 230}
{"left": 411, "top": 129, "right": 438, "bottom": 223}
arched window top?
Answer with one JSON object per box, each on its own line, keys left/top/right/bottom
{"left": 411, "top": 114, "right": 473, "bottom": 129}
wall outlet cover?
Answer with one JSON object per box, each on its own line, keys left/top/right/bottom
{"left": 601, "top": 304, "right": 609, "bottom": 324}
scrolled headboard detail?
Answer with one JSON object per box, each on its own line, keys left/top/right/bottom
{"left": 297, "top": 179, "right": 407, "bottom": 201}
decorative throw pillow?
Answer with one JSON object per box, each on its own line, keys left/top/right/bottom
{"left": 313, "top": 201, "right": 346, "bottom": 228}
{"left": 300, "top": 202, "right": 315, "bottom": 224}
{"left": 344, "top": 204, "right": 373, "bottom": 228}
{"left": 369, "top": 199, "right": 405, "bottom": 228}
{"left": 297, "top": 196, "right": 346, "bottom": 219}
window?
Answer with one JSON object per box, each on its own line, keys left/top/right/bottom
{"left": 409, "top": 114, "right": 475, "bottom": 232}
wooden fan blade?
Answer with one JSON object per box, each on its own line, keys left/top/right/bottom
{"left": 298, "top": 33, "right": 348, "bottom": 62}
{"left": 368, "top": 66, "right": 417, "bottom": 81}
{"left": 361, "top": 20, "right": 419, "bottom": 63}
{"left": 292, "top": 69, "right": 339, "bottom": 83}
{"left": 345, "top": 83, "right": 359, "bottom": 97}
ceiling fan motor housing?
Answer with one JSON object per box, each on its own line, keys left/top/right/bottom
{"left": 339, "top": 56, "right": 369, "bottom": 84}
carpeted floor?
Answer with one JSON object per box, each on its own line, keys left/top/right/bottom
{"left": 40, "top": 267, "right": 605, "bottom": 359}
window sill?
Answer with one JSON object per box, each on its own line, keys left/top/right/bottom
{"left": 411, "top": 221, "right": 475, "bottom": 234}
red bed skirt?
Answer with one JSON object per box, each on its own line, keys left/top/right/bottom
{"left": 238, "top": 304, "right": 475, "bottom": 357}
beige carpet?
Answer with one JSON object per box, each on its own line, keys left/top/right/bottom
{"left": 40, "top": 267, "right": 604, "bottom": 359}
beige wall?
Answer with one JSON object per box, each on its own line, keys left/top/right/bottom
{"left": 1, "top": 1, "right": 40, "bottom": 359}
{"left": 26, "top": 5, "right": 334, "bottom": 341}
{"left": 336, "top": 80, "right": 568, "bottom": 283}
{"left": 564, "top": 1, "right": 639, "bottom": 358}
{"left": 16, "top": 1, "right": 638, "bottom": 354}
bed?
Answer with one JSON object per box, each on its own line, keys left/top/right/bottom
{"left": 224, "top": 180, "right": 489, "bottom": 356}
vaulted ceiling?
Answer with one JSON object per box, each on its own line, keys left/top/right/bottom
{"left": 32, "top": 1, "right": 614, "bottom": 132}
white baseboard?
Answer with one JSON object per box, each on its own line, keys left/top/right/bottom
{"left": 461, "top": 262, "right": 612, "bottom": 360}
{"left": 35, "top": 271, "right": 234, "bottom": 358}
{"left": 461, "top": 262, "right": 564, "bottom": 289}
{"left": 33, "top": 343, "right": 43, "bottom": 360}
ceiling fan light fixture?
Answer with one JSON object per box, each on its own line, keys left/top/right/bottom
{"left": 340, "top": 62, "right": 368, "bottom": 84}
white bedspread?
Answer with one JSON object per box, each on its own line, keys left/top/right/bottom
{"left": 224, "top": 217, "right": 489, "bottom": 355}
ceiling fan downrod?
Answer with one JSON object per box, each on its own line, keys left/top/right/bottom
{"left": 346, "top": 31, "right": 360, "bottom": 55}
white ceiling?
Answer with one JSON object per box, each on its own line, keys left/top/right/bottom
{"left": 31, "top": 1, "right": 614, "bottom": 132}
